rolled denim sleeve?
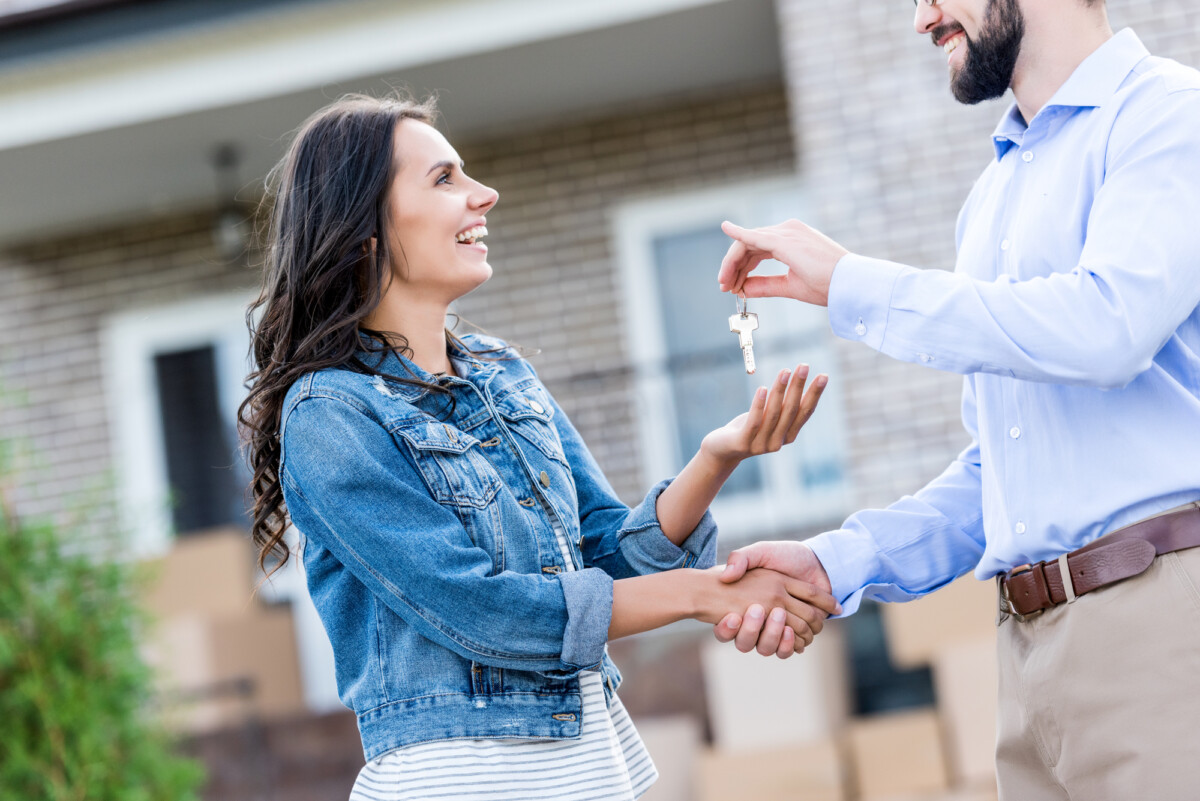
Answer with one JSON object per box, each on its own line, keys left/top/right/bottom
{"left": 280, "top": 395, "right": 608, "bottom": 676}
{"left": 541, "top": 388, "right": 719, "bottom": 578}
{"left": 616, "top": 478, "right": 718, "bottom": 572}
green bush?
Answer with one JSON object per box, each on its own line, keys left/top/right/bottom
{"left": 0, "top": 494, "right": 205, "bottom": 800}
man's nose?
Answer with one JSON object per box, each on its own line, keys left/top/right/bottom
{"left": 914, "top": 2, "right": 942, "bottom": 35}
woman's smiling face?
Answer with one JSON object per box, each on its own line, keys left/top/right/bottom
{"left": 383, "top": 119, "right": 499, "bottom": 303}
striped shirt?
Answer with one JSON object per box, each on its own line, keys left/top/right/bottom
{"left": 347, "top": 523, "right": 657, "bottom": 801}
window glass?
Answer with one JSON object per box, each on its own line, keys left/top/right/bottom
{"left": 153, "top": 345, "right": 243, "bottom": 534}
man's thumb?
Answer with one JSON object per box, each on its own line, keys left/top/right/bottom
{"left": 720, "top": 551, "right": 748, "bottom": 583}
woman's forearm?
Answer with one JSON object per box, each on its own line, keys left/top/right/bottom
{"left": 609, "top": 570, "right": 702, "bottom": 640}
{"left": 654, "top": 450, "right": 737, "bottom": 545}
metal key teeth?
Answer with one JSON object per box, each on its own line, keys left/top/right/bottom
{"left": 742, "top": 347, "right": 756, "bottom": 375}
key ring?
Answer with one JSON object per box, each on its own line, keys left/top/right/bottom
{"left": 736, "top": 293, "right": 748, "bottom": 317}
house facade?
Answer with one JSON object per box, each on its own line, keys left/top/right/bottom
{"left": 1, "top": 0, "right": 1195, "bottom": 798}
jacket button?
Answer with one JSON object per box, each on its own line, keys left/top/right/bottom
{"left": 539, "top": 471, "right": 550, "bottom": 487}
{"left": 528, "top": 399, "right": 545, "bottom": 414}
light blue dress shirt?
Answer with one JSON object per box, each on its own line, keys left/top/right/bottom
{"left": 807, "top": 29, "right": 1200, "bottom": 614}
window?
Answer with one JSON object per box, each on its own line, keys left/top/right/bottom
{"left": 104, "top": 293, "right": 254, "bottom": 556}
{"left": 613, "top": 178, "right": 850, "bottom": 542}
{"left": 103, "top": 292, "right": 342, "bottom": 713}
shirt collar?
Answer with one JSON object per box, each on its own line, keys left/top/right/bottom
{"left": 990, "top": 28, "right": 1149, "bottom": 160}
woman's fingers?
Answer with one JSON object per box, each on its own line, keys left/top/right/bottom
{"left": 768, "top": 365, "right": 810, "bottom": 451}
{"left": 785, "top": 374, "right": 828, "bottom": 443}
{"left": 784, "top": 612, "right": 816, "bottom": 647}
{"left": 752, "top": 369, "right": 791, "bottom": 450}
{"left": 786, "top": 578, "right": 841, "bottom": 617}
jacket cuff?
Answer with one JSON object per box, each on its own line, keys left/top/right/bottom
{"left": 556, "top": 567, "right": 613, "bottom": 671}
{"left": 616, "top": 478, "right": 719, "bottom": 573}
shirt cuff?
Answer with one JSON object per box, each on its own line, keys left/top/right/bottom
{"left": 555, "top": 567, "right": 613, "bottom": 671}
{"left": 804, "top": 527, "right": 884, "bottom": 617}
{"left": 828, "top": 253, "right": 908, "bottom": 352}
{"left": 616, "top": 478, "right": 719, "bottom": 573}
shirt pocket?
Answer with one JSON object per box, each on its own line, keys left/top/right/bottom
{"left": 393, "top": 422, "right": 502, "bottom": 509}
{"left": 494, "top": 388, "right": 568, "bottom": 466}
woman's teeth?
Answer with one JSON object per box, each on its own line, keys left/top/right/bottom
{"left": 455, "top": 225, "right": 488, "bottom": 244}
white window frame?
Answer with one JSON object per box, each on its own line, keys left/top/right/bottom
{"left": 103, "top": 291, "right": 256, "bottom": 558}
{"left": 103, "top": 291, "right": 342, "bottom": 714}
{"left": 612, "top": 177, "right": 851, "bottom": 543}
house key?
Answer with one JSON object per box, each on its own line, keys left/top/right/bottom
{"left": 729, "top": 294, "right": 759, "bottom": 374}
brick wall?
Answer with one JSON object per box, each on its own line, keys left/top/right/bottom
{"left": 0, "top": 83, "right": 796, "bottom": 529}
{"left": 0, "top": 214, "right": 255, "bottom": 527}
{"left": 774, "top": 0, "right": 1200, "bottom": 510}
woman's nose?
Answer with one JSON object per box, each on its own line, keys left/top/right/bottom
{"left": 472, "top": 182, "right": 499, "bottom": 212}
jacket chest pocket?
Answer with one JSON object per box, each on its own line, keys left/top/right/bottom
{"left": 394, "top": 423, "right": 502, "bottom": 509}
{"left": 495, "top": 389, "right": 567, "bottom": 466}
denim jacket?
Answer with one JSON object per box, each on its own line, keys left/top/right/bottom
{"left": 279, "top": 334, "right": 718, "bottom": 760}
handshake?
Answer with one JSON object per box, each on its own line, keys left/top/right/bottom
{"left": 704, "top": 541, "right": 841, "bottom": 659}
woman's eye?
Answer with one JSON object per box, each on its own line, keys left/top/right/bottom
{"left": 436, "top": 170, "right": 452, "bottom": 186}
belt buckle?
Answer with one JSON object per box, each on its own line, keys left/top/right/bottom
{"left": 1000, "top": 563, "right": 1043, "bottom": 622}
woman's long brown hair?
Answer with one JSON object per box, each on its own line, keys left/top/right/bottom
{"left": 239, "top": 93, "right": 475, "bottom": 576}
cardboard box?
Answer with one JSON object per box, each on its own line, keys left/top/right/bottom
{"left": 847, "top": 709, "right": 949, "bottom": 800}
{"left": 702, "top": 619, "right": 851, "bottom": 751}
{"left": 880, "top": 576, "right": 997, "bottom": 669}
{"left": 142, "top": 527, "right": 257, "bottom": 619}
{"left": 697, "top": 739, "right": 846, "bottom": 801}
{"left": 147, "top": 606, "right": 305, "bottom": 733}
{"left": 932, "top": 638, "right": 998, "bottom": 787}
{"left": 635, "top": 715, "right": 702, "bottom": 801}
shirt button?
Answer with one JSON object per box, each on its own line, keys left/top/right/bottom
{"left": 527, "top": 399, "right": 545, "bottom": 414}
{"left": 539, "top": 471, "right": 550, "bottom": 488}
{"left": 1000, "top": 239, "right": 1010, "bottom": 251}
{"left": 1009, "top": 426, "right": 1021, "bottom": 439}
{"left": 854, "top": 319, "right": 867, "bottom": 336}
{"left": 1022, "top": 151, "right": 1034, "bottom": 163}
{"left": 918, "top": 353, "right": 933, "bottom": 363}
{"left": 1015, "top": 522, "right": 1027, "bottom": 535}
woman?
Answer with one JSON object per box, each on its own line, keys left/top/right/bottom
{"left": 239, "top": 94, "right": 837, "bottom": 801}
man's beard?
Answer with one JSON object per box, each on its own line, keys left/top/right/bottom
{"left": 951, "top": 0, "right": 1025, "bottom": 104}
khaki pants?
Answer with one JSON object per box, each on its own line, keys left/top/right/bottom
{"left": 996, "top": 545, "right": 1200, "bottom": 800}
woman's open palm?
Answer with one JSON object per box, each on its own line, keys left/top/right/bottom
{"left": 701, "top": 364, "right": 827, "bottom": 462}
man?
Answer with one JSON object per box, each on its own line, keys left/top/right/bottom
{"left": 711, "top": 0, "right": 1200, "bottom": 798}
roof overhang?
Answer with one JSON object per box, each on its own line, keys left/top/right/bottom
{"left": 0, "top": 0, "right": 782, "bottom": 246}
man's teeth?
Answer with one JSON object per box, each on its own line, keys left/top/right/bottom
{"left": 455, "top": 225, "right": 488, "bottom": 244}
{"left": 944, "top": 34, "right": 963, "bottom": 55}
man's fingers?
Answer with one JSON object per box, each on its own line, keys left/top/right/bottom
{"left": 738, "top": 274, "right": 792, "bottom": 299}
{"left": 713, "top": 613, "right": 742, "bottom": 643}
{"left": 734, "top": 604, "right": 766, "bottom": 653}
{"left": 722, "top": 220, "right": 776, "bottom": 252}
{"left": 755, "top": 607, "right": 789, "bottom": 657}
{"left": 775, "top": 626, "right": 796, "bottom": 659}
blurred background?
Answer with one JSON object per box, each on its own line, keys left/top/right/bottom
{"left": 0, "top": 0, "right": 1195, "bottom": 799}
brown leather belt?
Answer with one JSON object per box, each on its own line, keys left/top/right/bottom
{"left": 1000, "top": 503, "right": 1200, "bottom": 621}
